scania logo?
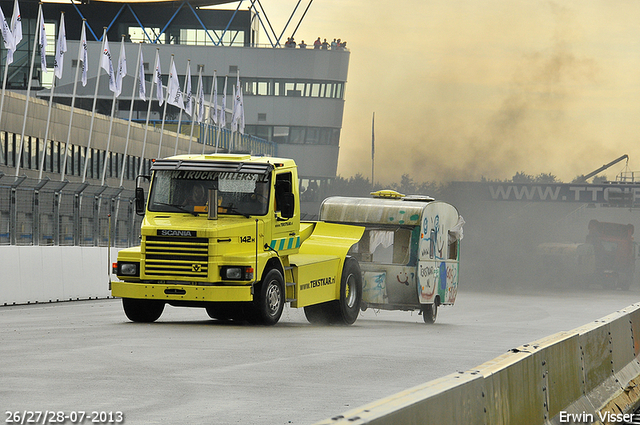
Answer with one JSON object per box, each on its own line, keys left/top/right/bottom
{"left": 158, "top": 229, "right": 197, "bottom": 237}
{"left": 192, "top": 264, "right": 202, "bottom": 272}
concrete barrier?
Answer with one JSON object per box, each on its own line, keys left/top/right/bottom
{"left": 315, "top": 304, "right": 640, "bottom": 425}
{"left": 0, "top": 246, "right": 120, "bottom": 305}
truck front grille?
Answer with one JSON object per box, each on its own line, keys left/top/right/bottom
{"left": 143, "top": 235, "right": 209, "bottom": 278}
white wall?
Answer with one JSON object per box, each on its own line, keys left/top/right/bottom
{"left": 0, "top": 246, "right": 120, "bottom": 305}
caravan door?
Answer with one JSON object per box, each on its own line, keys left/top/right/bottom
{"left": 417, "top": 202, "right": 461, "bottom": 306}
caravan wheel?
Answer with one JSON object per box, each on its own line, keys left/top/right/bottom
{"left": 422, "top": 302, "right": 438, "bottom": 324}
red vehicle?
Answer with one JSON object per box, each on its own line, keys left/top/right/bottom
{"left": 586, "top": 220, "right": 636, "bottom": 290}
{"left": 537, "top": 220, "right": 636, "bottom": 289}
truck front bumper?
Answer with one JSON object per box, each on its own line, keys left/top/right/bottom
{"left": 111, "top": 281, "right": 253, "bottom": 302}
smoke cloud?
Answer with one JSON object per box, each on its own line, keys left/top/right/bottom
{"left": 272, "top": 0, "right": 640, "bottom": 184}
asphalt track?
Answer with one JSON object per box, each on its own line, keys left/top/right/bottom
{"left": 2, "top": 287, "right": 639, "bottom": 425}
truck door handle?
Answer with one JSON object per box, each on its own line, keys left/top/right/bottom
{"left": 289, "top": 232, "right": 296, "bottom": 236}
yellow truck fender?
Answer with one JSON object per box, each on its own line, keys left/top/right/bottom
{"left": 298, "top": 221, "right": 364, "bottom": 261}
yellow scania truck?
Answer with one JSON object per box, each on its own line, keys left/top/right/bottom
{"left": 111, "top": 154, "right": 364, "bottom": 326}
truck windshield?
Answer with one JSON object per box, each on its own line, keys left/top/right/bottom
{"left": 148, "top": 170, "right": 270, "bottom": 216}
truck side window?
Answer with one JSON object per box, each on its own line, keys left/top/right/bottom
{"left": 275, "top": 172, "right": 295, "bottom": 218}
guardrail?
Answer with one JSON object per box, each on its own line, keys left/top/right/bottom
{"left": 0, "top": 246, "right": 118, "bottom": 305}
{"left": 316, "top": 304, "right": 640, "bottom": 424}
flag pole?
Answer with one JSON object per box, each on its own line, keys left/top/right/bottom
{"left": 188, "top": 66, "right": 202, "bottom": 154}
{"left": 215, "top": 113, "right": 221, "bottom": 153}
{"left": 101, "top": 35, "right": 126, "bottom": 186}
{"left": 157, "top": 54, "right": 174, "bottom": 158}
{"left": 371, "top": 111, "right": 375, "bottom": 191}
{"left": 40, "top": 12, "right": 65, "bottom": 180}
{"left": 59, "top": 19, "right": 85, "bottom": 181}
{"left": 219, "top": 75, "right": 227, "bottom": 153}
{"left": 139, "top": 48, "right": 158, "bottom": 175}
{"left": 82, "top": 27, "right": 108, "bottom": 183}
{"left": 119, "top": 41, "right": 142, "bottom": 187}
{"left": 15, "top": 3, "right": 42, "bottom": 178}
{"left": 0, "top": 0, "right": 19, "bottom": 136}
{"left": 202, "top": 69, "right": 216, "bottom": 154}
{"left": 0, "top": 54, "right": 11, "bottom": 130}
{"left": 173, "top": 59, "right": 190, "bottom": 155}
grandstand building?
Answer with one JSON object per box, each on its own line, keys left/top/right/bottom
{"left": 0, "top": 0, "right": 350, "bottom": 194}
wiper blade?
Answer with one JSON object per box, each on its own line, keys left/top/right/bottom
{"left": 153, "top": 202, "right": 199, "bottom": 216}
{"left": 222, "top": 203, "right": 250, "bottom": 218}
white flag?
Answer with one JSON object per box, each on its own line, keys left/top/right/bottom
{"left": 197, "top": 72, "right": 204, "bottom": 123}
{"left": 232, "top": 83, "right": 244, "bottom": 133}
{"left": 38, "top": 7, "right": 47, "bottom": 73}
{"left": 231, "top": 72, "right": 243, "bottom": 131}
{"left": 114, "top": 38, "right": 126, "bottom": 97}
{"left": 184, "top": 64, "right": 192, "bottom": 116}
{"left": 153, "top": 52, "right": 163, "bottom": 106}
{"left": 7, "top": 0, "right": 20, "bottom": 65}
{"left": 167, "top": 60, "right": 182, "bottom": 108}
{"left": 138, "top": 48, "right": 145, "bottom": 100}
{"left": 80, "top": 22, "right": 87, "bottom": 86}
{"left": 53, "top": 13, "right": 66, "bottom": 79}
{"left": 100, "top": 34, "right": 116, "bottom": 93}
{"left": 231, "top": 76, "right": 242, "bottom": 132}
{"left": 212, "top": 71, "right": 218, "bottom": 125}
{"left": 0, "top": 5, "right": 15, "bottom": 65}
{"left": 220, "top": 75, "right": 227, "bottom": 128}
{"left": 239, "top": 85, "right": 245, "bottom": 134}
{"left": 11, "top": 0, "right": 20, "bottom": 45}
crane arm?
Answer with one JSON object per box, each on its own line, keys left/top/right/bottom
{"left": 579, "top": 154, "right": 629, "bottom": 182}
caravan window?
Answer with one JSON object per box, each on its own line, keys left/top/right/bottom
{"left": 349, "top": 227, "right": 416, "bottom": 265}
{"left": 448, "top": 239, "right": 458, "bottom": 260}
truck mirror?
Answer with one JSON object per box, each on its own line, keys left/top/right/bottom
{"left": 134, "top": 174, "right": 150, "bottom": 216}
{"left": 135, "top": 187, "right": 145, "bottom": 216}
{"left": 280, "top": 193, "right": 295, "bottom": 219}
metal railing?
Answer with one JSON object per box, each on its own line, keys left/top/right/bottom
{"left": 0, "top": 173, "right": 142, "bottom": 248}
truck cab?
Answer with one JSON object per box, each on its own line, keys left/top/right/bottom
{"left": 112, "top": 154, "right": 364, "bottom": 325}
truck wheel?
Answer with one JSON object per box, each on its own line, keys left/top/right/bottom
{"left": 206, "top": 303, "right": 245, "bottom": 321}
{"left": 421, "top": 303, "right": 437, "bottom": 324}
{"left": 122, "top": 298, "right": 164, "bottom": 323}
{"left": 304, "top": 303, "right": 332, "bottom": 325}
{"left": 252, "top": 269, "right": 285, "bottom": 325}
{"left": 334, "top": 257, "right": 362, "bottom": 325}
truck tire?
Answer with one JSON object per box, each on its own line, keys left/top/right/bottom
{"left": 206, "top": 303, "right": 246, "bottom": 321}
{"left": 304, "top": 258, "right": 362, "bottom": 325}
{"left": 334, "top": 257, "right": 362, "bottom": 325}
{"left": 303, "top": 303, "right": 332, "bottom": 325}
{"left": 252, "top": 269, "right": 285, "bottom": 326}
{"left": 122, "top": 298, "right": 164, "bottom": 323}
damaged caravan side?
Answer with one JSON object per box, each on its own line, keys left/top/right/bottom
{"left": 319, "top": 191, "right": 464, "bottom": 323}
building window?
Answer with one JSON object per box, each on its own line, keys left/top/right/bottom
{"left": 0, "top": 131, "right": 5, "bottom": 166}
{"left": 290, "top": 127, "right": 305, "bottom": 144}
{"left": 273, "top": 126, "right": 289, "bottom": 144}
{"left": 128, "top": 27, "right": 161, "bottom": 43}
{"left": 257, "top": 81, "right": 269, "bottom": 96}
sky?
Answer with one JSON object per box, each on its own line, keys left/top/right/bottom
{"left": 263, "top": 0, "right": 640, "bottom": 184}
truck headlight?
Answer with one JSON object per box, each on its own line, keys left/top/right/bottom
{"left": 221, "top": 266, "right": 254, "bottom": 281}
{"left": 118, "top": 262, "right": 140, "bottom": 276}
